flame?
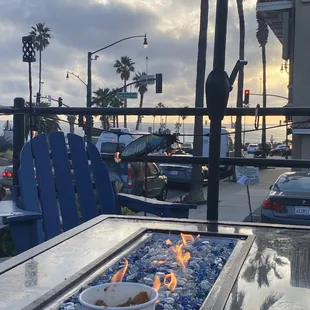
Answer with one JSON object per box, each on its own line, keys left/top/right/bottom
{"left": 111, "top": 259, "right": 128, "bottom": 282}
{"left": 164, "top": 273, "right": 177, "bottom": 292}
{"left": 180, "top": 233, "right": 195, "bottom": 245}
{"left": 171, "top": 244, "right": 191, "bottom": 269}
{"left": 153, "top": 275, "right": 161, "bottom": 291}
{"left": 166, "top": 239, "right": 172, "bottom": 246}
{"left": 152, "top": 260, "right": 166, "bottom": 265}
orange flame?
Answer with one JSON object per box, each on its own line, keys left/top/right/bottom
{"left": 152, "top": 260, "right": 166, "bottom": 265}
{"left": 164, "top": 273, "right": 177, "bottom": 292}
{"left": 153, "top": 275, "right": 161, "bottom": 291}
{"left": 180, "top": 233, "right": 195, "bottom": 245}
{"left": 166, "top": 239, "right": 172, "bottom": 246}
{"left": 111, "top": 259, "right": 128, "bottom": 282}
{"left": 171, "top": 244, "right": 191, "bottom": 269}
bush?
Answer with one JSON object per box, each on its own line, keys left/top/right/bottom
{"left": 121, "top": 207, "right": 136, "bottom": 216}
{"left": 0, "top": 135, "right": 12, "bottom": 153}
{"left": 0, "top": 222, "right": 16, "bottom": 257}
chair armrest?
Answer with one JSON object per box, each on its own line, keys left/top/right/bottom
{"left": 7, "top": 211, "right": 42, "bottom": 223}
{"left": 6, "top": 208, "right": 43, "bottom": 254}
{"left": 118, "top": 193, "right": 197, "bottom": 218}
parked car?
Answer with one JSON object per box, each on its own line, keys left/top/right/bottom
{"left": 106, "top": 161, "right": 168, "bottom": 200}
{"left": 203, "top": 127, "right": 232, "bottom": 175}
{"left": 247, "top": 144, "right": 259, "bottom": 154}
{"left": 181, "top": 142, "right": 193, "bottom": 154}
{"left": 159, "top": 154, "right": 208, "bottom": 185}
{"left": 261, "top": 171, "right": 310, "bottom": 225}
{"left": 0, "top": 165, "right": 13, "bottom": 189}
{"left": 269, "top": 144, "right": 291, "bottom": 157}
{"left": 253, "top": 143, "right": 271, "bottom": 158}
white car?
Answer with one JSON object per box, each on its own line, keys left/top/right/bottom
{"left": 247, "top": 144, "right": 259, "bottom": 154}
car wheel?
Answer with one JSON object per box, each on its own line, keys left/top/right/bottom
{"left": 157, "top": 186, "right": 168, "bottom": 201}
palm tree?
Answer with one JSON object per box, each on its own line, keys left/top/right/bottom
{"left": 114, "top": 56, "right": 135, "bottom": 128}
{"left": 29, "top": 23, "right": 51, "bottom": 98}
{"left": 93, "top": 88, "right": 123, "bottom": 130}
{"left": 234, "top": 0, "right": 245, "bottom": 158}
{"left": 24, "top": 101, "right": 60, "bottom": 140}
{"left": 67, "top": 115, "right": 76, "bottom": 134}
{"left": 175, "top": 121, "right": 182, "bottom": 135}
{"left": 256, "top": 12, "right": 269, "bottom": 155}
{"left": 133, "top": 72, "right": 148, "bottom": 130}
{"left": 109, "top": 90, "right": 124, "bottom": 127}
{"left": 181, "top": 107, "right": 188, "bottom": 143}
{"left": 187, "top": 0, "right": 209, "bottom": 203}
{"left": 93, "top": 88, "right": 112, "bottom": 130}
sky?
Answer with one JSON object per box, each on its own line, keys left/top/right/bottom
{"left": 0, "top": 0, "right": 289, "bottom": 125}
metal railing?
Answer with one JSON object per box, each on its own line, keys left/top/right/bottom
{"left": 9, "top": 97, "right": 310, "bottom": 221}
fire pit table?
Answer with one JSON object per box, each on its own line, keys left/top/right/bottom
{"left": 1, "top": 216, "right": 310, "bottom": 310}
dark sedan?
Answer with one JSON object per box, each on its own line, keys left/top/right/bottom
{"left": 261, "top": 172, "right": 310, "bottom": 225}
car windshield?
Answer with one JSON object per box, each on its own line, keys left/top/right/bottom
{"left": 274, "top": 176, "right": 310, "bottom": 193}
{"left": 100, "top": 142, "right": 125, "bottom": 153}
{"left": 249, "top": 144, "right": 257, "bottom": 147}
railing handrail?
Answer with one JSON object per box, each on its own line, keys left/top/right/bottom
{"left": 3, "top": 106, "right": 310, "bottom": 116}
{"left": 100, "top": 154, "right": 310, "bottom": 169}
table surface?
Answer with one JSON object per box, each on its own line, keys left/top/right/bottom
{"left": 1, "top": 216, "right": 310, "bottom": 310}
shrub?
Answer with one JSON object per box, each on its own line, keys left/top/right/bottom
{"left": 0, "top": 135, "right": 12, "bottom": 153}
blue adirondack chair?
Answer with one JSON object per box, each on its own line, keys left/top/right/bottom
{"left": 7, "top": 132, "right": 197, "bottom": 254}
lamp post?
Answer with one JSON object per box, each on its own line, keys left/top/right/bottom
{"left": 86, "top": 34, "right": 148, "bottom": 141}
{"left": 66, "top": 71, "right": 87, "bottom": 87}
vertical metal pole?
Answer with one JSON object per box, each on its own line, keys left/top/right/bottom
{"left": 13, "top": 98, "right": 25, "bottom": 186}
{"left": 246, "top": 184, "right": 253, "bottom": 222}
{"left": 28, "top": 62, "right": 34, "bottom": 139}
{"left": 206, "top": 0, "right": 229, "bottom": 221}
{"left": 86, "top": 52, "right": 92, "bottom": 141}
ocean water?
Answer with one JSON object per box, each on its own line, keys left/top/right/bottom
{"left": 1, "top": 119, "right": 286, "bottom": 145}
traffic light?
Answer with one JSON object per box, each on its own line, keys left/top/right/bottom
{"left": 78, "top": 115, "right": 84, "bottom": 127}
{"left": 156, "top": 73, "right": 163, "bottom": 93}
{"left": 58, "top": 97, "right": 63, "bottom": 107}
{"left": 244, "top": 89, "right": 250, "bottom": 104}
{"left": 91, "top": 116, "right": 94, "bottom": 127}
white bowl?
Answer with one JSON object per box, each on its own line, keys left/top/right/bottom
{"left": 79, "top": 282, "right": 158, "bottom": 310}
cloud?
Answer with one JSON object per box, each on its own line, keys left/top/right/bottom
{"left": 0, "top": 0, "right": 287, "bottom": 118}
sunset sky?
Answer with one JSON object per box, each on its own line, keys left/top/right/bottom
{"left": 0, "top": 0, "right": 288, "bottom": 125}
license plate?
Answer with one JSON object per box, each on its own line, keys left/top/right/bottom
{"left": 169, "top": 171, "right": 178, "bottom": 176}
{"left": 295, "top": 207, "right": 310, "bottom": 216}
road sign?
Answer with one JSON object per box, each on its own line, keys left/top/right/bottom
{"left": 235, "top": 166, "right": 259, "bottom": 185}
{"left": 116, "top": 92, "right": 138, "bottom": 99}
{"left": 140, "top": 74, "right": 155, "bottom": 85}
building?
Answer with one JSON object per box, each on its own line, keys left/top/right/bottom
{"left": 257, "top": 0, "right": 310, "bottom": 162}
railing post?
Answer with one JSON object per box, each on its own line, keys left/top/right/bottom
{"left": 205, "top": 0, "right": 230, "bottom": 221}
{"left": 13, "top": 97, "right": 25, "bottom": 186}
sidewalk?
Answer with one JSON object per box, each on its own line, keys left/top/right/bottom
{"left": 189, "top": 168, "right": 290, "bottom": 222}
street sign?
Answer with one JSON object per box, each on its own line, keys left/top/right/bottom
{"left": 116, "top": 92, "right": 138, "bottom": 99}
{"left": 140, "top": 74, "right": 155, "bottom": 85}
{"left": 235, "top": 166, "right": 259, "bottom": 185}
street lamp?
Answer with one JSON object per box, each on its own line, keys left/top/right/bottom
{"left": 86, "top": 34, "right": 148, "bottom": 141}
{"left": 66, "top": 71, "right": 87, "bottom": 87}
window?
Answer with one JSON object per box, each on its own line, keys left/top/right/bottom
{"left": 100, "top": 142, "right": 125, "bottom": 154}
{"left": 274, "top": 176, "right": 310, "bottom": 193}
{"left": 147, "top": 163, "right": 159, "bottom": 177}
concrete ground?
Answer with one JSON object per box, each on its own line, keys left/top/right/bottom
{"left": 188, "top": 167, "right": 290, "bottom": 222}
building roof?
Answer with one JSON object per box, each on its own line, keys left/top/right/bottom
{"left": 256, "top": 0, "right": 293, "bottom": 44}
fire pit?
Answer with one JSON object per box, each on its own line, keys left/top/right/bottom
{"left": 58, "top": 230, "right": 252, "bottom": 310}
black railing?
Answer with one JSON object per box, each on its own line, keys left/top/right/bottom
{"left": 4, "top": 105, "right": 310, "bottom": 116}
{"left": 8, "top": 97, "right": 310, "bottom": 221}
